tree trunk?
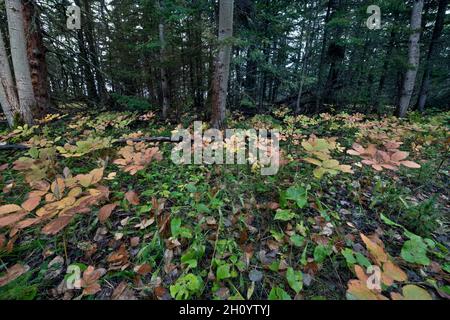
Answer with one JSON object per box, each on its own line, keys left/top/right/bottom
{"left": 5, "top": 0, "right": 35, "bottom": 125}
{"left": 397, "top": 0, "right": 424, "bottom": 118}
{"left": 82, "top": 0, "right": 107, "bottom": 104}
{"left": 211, "top": 0, "right": 234, "bottom": 129}
{"left": 416, "top": 0, "right": 448, "bottom": 113}
{"left": 74, "top": 0, "right": 97, "bottom": 102}
{"left": 22, "top": 0, "right": 49, "bottom": 117}
{"left": 0, "top": 27, "right": 21, "bottom": 126}
{"left": 375, "top": 10, "right": 400, "bottom": 113}
{"left": 157, "top": 0, "right": 170, "bottom": 120}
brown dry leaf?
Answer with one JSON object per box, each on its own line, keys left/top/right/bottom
{"left": 51, "top": 177, "right": 66, "bottom": 199}
{"left": 354, "top": 265, "right": 369, "bottom": 283}
{"left": 21, "top": 196, "right": 41, "bottom": 212}
{"left": 30, "top": 180, "right": 50, "bottom": 192}
{"left": 0, "top": 264, "right": 30, "bottom": 287}
{"left": 134, "top": 264, "right": 152, "bottom": 276}
{"left": 76, "top": 174, "right": 93, "bottom": 188}
{"left": 0, "top": 234, "right": 5, "bottom": 248}
{"left": 360, "top": 233, "right": 388, "bottom": 265}
{"left": 0, "top": 212, "right": 27, "bottom": 228}
{"left": 347, "top": 280, "right": 388, "bottom": 300}
{"left": 401, "top": 160, "right": 421, "bottom": 169}
{"left": 0, "top": 163, "right": 8, "bottom": 171}
{"left": 81, "top": 266, "right": 106, "bottom": 296}
{"left": 68, "top": 187, "right": 83, "bottom": 198}
{"left": 90, "top": 168, "right": 104, "bottom": 185}
{"left": 41, "top": 214, "right": 75, "bottom": 235}
{"left": 0, "top": 204, "right": 23, "bottom": 216}
{"left": 111, "top": 281, "right": 136, "bottom": 300}
{"left": 3, "top": 182, "right": 14, "bottom": 194}
{"left": 107, "top": 245, "right": 130, "bottom": 270}
{"left": 98, "top": 203, "right": 118, "bottom": 223}
{"left": 130, "top": 237, "right": 140, "bottom": 247}
{"left": 125, "top": 190, "right": 140, "bottom": 206}
{"left": 382, "top": 260, "right": 407, "bottom": 284}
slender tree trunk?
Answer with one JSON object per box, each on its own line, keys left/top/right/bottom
{"left": 211, "top": 0, "right": 234, "bottom": 129}
{"left": 22, "top": 0, "right": 49, "bottom": 117}
{"left": 74, "top": 0, "right": 97, "bottom": 102}
{"left": 416, "top": 0, "right": 448, "bottom": 113}
{"left": 397, "top": 0, "right": 424, "bottom": 118}
{"left": 6, "top": 0, "right": 35, "bottom": 125}
{"left": 375, "top": 11, "right": 399, "bottom": 113}
{"left": 0, "top": 27, "right": 20, "bottom": 126}
{"left": 315, "top": 0, "right": 333, "bottom": 110}
{"left": 157, "top": 0, "right": 170, "bottom": 119}
{"left": 82, "top": 0, "right": 107, "bottom": 104}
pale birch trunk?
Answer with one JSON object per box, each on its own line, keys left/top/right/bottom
{"left": 6, "top": 0, "right": 36, "bottom": 125}
{"left": 0, "top": 27, "right": 20, "bottom": 127}
{"left": 397, "top": 0, "right": 424, "bottom": 118}
{"left": 211, "top": 0, "right": 234, "bottom": 129}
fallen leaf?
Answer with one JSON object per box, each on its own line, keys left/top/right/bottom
{"left": 98, "top": 203, "right": 118, "bottom": 223}
{"left": 81, "top": 266, "right": 106, "bottom": 296}
{"left": 360, "top": 233, "right": 388, "bottom": 265}
{"left": 125, "top": 191, "right": 140, "bottom": 205}
{"left": 0, "top": 212, "right": 27, "bottom": 228}
{"left": 0, "top": 204, "right": 22, "bottom": 216}
{"left": 21, "top": 196, "right": 41, "bottom": 212}
{"left": 0, "top": 264, "right": 30, "bottom": 287}
{"left": 41, "top": 214, "right": 75, "bottom": 235}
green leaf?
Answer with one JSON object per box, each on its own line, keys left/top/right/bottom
{"left": 443, "top": 263, "right": 450, "bottom": 274}
{"left": 217, "top": 264, "right": 231, "bottom": 281}
{"left": 402, "top": 285, "right": 432, "bottom": 300}
{"left": 268, "top": 287, "right": 291, "bottom": 300}
{"left": 285, "top": 186, "right": 308, "bottom": 208}
{"left": 313, "top": 245, "right": 332, "bottom": 263}
{"left": 342, "top": 248, "right": 356, "bottom": 266}
{"left": 401, "top": 237, "right": 430, "bottom": 266}
{"left": 286, "top": 267, "right": 303, "bottom": 294}
{"left": 274, "top": 209, "right": 296, "bottom": 222}
{"left": 380, "top": 213, "right": 403, "bottom": 228}
{"left": 290, "top": 234, "right": 304, "bottom": 247}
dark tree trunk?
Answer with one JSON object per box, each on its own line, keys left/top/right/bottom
{"left": 416, "top": 0, "right": 448, "bottom": 112}
{"left": 22, "top": 0, "right": 50, "bottom": 118}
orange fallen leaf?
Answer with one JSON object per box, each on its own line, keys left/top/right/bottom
{"left": 125, "top": 190, "right": 140, "bottom": 206}
{"left": 0, "top": 204, "right": 22, "bottom": 216}
{"left": 0, "top": 264, "right": 30, "bottom": 287}
{"left": 21, "top": 196, "right": 41, "bottom": 212}
{"left": 41, "top": 214, "right": 75, "bottom": 235}
{"left": 347, "top": 280, "right": 388, "bottom": 300}
{"left": 81, "top": 266, "right": 106, "bottom": 296}
{"left": 98, "top": 203, "right": 118, "bottom": 223}
{"left": 360, "top": 233, "right": 388, "bottom": 265}
{"left": 0, "top": 212, "right": 27, "bottom": 228}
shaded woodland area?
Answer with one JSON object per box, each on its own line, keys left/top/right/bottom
{"left": 0, "top": 0, "right": 449, "bottom": 302}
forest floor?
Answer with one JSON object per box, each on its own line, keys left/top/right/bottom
{"left": 0, "top": 107, "right": 449, "bottom": 300}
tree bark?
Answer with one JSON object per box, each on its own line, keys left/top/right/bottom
{"left": 0, "top": 27, "right": 21, "bottom": 126}
{"left": 416, "top": 0, "right": 448, "bottom": 113}
{"left": 82, "top": 0, "right": 107, "bottom": 104}
{"left": 157, "top": 0, "right": 170, "bottom": 119}
{"left": 397, "top": 0, "right": 424, "bottom": 118}
{"left": 5, "top": 0, "right": 35, "bottom": 125}
{"left": 22, "top": 0, "right": 50, "bottom": 117}
{"left": 74, "top": 0, "right": 97, "bottom": 102}
{"left": 211, "top": 0, "right": 234, "bottom": 129}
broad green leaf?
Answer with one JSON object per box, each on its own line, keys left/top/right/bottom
{"left": 286, "top": 267, "right": 303, "bottom": 294}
